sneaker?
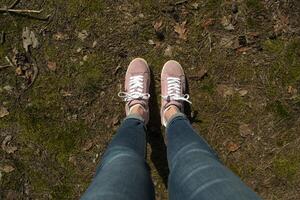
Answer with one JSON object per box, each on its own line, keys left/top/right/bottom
{"left": 118, "top": 58, "right": 150, "bottom": 124}
{"left": 161, "top": 60, "right": 191, "bottom": 126}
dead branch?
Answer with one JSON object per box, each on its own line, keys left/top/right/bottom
{"left": 0, "top": 7, "right": 43, "bottom": 14}
{"left": 0, "top": 65, "right": 11, "bottom": 69}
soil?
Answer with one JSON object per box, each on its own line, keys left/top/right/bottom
{"left": 0, "top": 0, "right": 300, "bottom": 199}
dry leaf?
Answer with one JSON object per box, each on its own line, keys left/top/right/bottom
{"left": 0, "top": 106, "right": 9, "bottom": 118}
{"left": 22, "top": 27, "right": 39, "bottom": 52}
{"left": 47, "top": 61, "right": 57, "bottom": 71}
{"left": 83, "top": 55, "right": 89, "bottom": 62}
{"left": 15, "top": 67, "right": 23, "bottom": 76}
{"left": 174, "top": 21, "right": 188, "bottom": 40}
{"left": 82, "top": 140, "right": 93, "bottom": 151}
{"left": 2, "top": 135, "right": 18, "bottom": 154}
{"left": 190, "top": 68, "right": 208, "bottom": 80}
{"left": 236, "top": 46, "right": 252, "bottom": 53}
{"left": 153, "top": 20, "right": 163, "bottom": 32}
{"left": 164, "top": 45, "right": 173, "bottom": 57}
{"left": 238, "top": 89, "right": 248, "bottom": 97}
{"left": 288, "top": 86, "right": 297, "bottom": 95}
{"left": 92, "top": 41, "right": 98, "bottom": 48}
{"left": 78, "top": 30, "right": 89, "bottom": 41}
{"left": 239, "top": 123, "right": 253, "bottom": 137}
{"left": 201, "top": 18, "right": 215, "bottom": 28}
{"left": 53, "top": 32, "right": 69, "bottom": 41}
{"left": 0, "top": 164, "right": 15, "bottom": 173}
{"left": 226, "top": 141, "right": 240, "bottom": 152}
{"left": 221, "top": 16, "right": 234, "bottom": 31}
{"left": 217, "top": 84, "right": 234, "bottom": 97}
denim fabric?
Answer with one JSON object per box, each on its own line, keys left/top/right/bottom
{"left": 81, "top": 116, "right": 261, "bottom": 200}
{"left": 81, "top": 117, "right": 155, "bottom": 200}
{"left": 167, "top": 116, "right": 261, "bottom": 200}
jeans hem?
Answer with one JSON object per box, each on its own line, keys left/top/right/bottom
{"left": 166, "top": 113, "right": 187, "bottom": 129}
{"left": 124, "top": 114, "right": 145, "bottom": 123}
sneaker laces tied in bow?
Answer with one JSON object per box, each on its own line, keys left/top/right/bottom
{"left": 162, "top": 77, "right": 192, "bottom": 104}
{"left": 118, "top": 75, "right": 150, "bottom": 101}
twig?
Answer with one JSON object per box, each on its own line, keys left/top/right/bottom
{"left": 0, "top": 7, "right": 43, "bottom": 14}
{"left": 0, "top": 65, "right": 11, "bottom": 69}
{"left": 5, "top": 56, "right": 14, "bottom": 67}
{"left": 174, "top": 0, "right": 188, "bottom": 5}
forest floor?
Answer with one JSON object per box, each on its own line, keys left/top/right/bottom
{"left": 0, "top": 0, "right": 300, "bottom": 199}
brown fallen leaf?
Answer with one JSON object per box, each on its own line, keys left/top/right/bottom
{"left": 174, "top": 21, "right": 188, "bottom": 40}
{"left": 2, "top": 135, "right": 18, "bottom": 154}
{"left": 226, "top": 141, "right": 240, "bottom": 152}
{"left": 236, "top": 46, "right": 252, "bottom": 53}
{"left": 239, "top": 123, "right": 253, "bottom": 137}
{"left": 22, "top": 27, "right": 39, "bottom": 52}
{"left": 288, "top": 86, "right": 297, "bottom": 95}
{"left": 78, "top": 30, "right": 89, "bottom": 41}
{"left": 0, "top": 106, "right": 9, "bottom": 118}
{"left": 15, "top": 67, "right": 23, "bottom": 76}
{"left": 153, "top": 19, "right": 163, "bottom": 32}
{"left": 217, "top": 84, "right": 235, "bottom": 97}
{"left": 53, "top": 32, "right": 69, "bottom": 41}
{"left": 82, "top": 140, "right": 93, "bottom": 151}
{"left": 201, "top": 18, "right": 215, "bottom": 29}
{"left": 238, "top": 89, "right": 248, "bottom": 97}
{"left": 164, "top": 45, "right": 173, "bottom": 57}
{"left": 47, "top": 61, "right": 57, "bottom": 71}
{"left": 0, "top": 164, "right": 15, "bottom": 173}
{"left": 221, "top": 16, "right": 234, "bottom": 31}
{"left": 189, "top": 68, "right": 208, "bottom": 80}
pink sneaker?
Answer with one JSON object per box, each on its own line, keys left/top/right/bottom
{"left": 161, "top": 60, "right": 191, "bottom": 126}
{"left": 118, "top": 58, "right": 150, "bottom": 124}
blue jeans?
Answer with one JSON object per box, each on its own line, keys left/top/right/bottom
{"left": 81, "top": 115, "right": 261, "bottom": 200}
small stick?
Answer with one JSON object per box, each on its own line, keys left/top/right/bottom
{"left": 175, "top": 0, "right": 188, "bottom": 5}
{"left": 5, "top": 56, "right": 14, "bottom": 67}
{"left": 0, "top": 65, "right": 11, "bottom": 69}
{"left": 0, "top": 7, "right": 43, "bottom": 13}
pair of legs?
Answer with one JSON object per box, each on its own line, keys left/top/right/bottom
{"left": 81, "top": 59, "right": 261, "bottom": 200}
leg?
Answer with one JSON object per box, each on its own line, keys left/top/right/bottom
{"left": 82, "top": 58, "right": 153, "bottom": 200}
{"left": 81, "top": 116, "right": 155, "bottom": 200}
{"left": 167, "top": 115, "right": 261, "bottom": 200}
{"left": 160, "top": 60, "right": 261, "bottom": 200}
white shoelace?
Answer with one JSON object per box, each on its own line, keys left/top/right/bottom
{"left": 162, "top": 77, "right": 192, "bottom": 104}
{"left": 118, "top": 75, "right": 150, "bottom": 101}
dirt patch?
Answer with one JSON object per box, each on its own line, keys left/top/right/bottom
{"left": 1, "top": 0, "right": 300, "bottom": 199}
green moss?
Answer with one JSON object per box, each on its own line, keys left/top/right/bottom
{"left": 262, "top": 39, "right": 300, "bottom": 87}
{"left": 273, "top": 155, "right": 300, "bottom": 181}
{"left": 0, "top": 46, "right": 6, "bottom": 58}
{"left": 267, "top": 101, "right": 289, "bottom": 118}
{"left": 284, "top": 40, "right": 300, "bottom": 83}
{"left": 206, "top": 0, "right": 223, "bottom": 11}
{"left": 75, "top": 54, "right": 104, "bottom": 93}
{"left": 263, "top": 40, "right": 285, "bottom": 54}
{"left": 200, "top": 82, "right": 215, "bottom": 94}
{"left": 246, "top": 0, "right": 263, "bottom": 10}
